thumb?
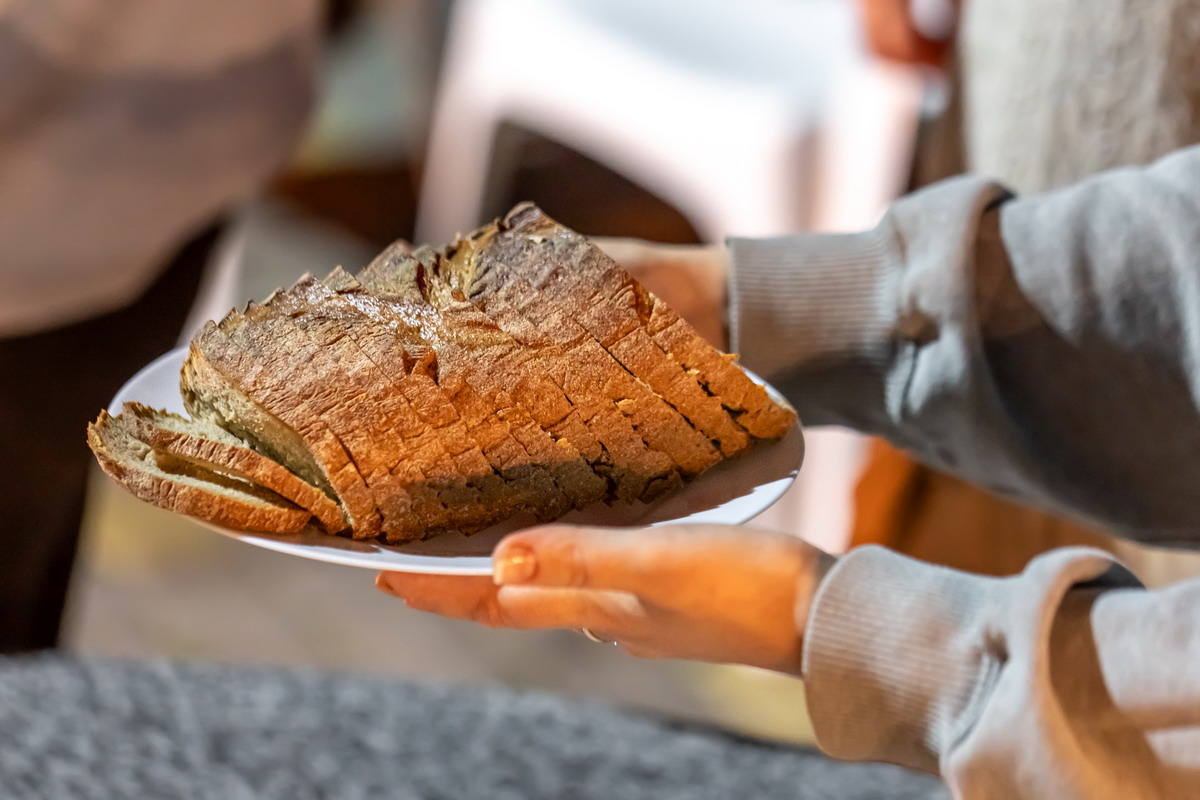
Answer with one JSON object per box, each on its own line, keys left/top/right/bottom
{"left": 492, "top": 525, "right": 688, "bottom": 596}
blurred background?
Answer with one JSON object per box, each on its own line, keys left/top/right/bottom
{"left": 55, "top": 0, "right": 936, "bottom": 747}
{"left": 23, "top": 0, "right": 1200, "bottom": 754}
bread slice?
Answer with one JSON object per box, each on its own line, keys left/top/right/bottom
{"left": 467, "top": 204, "right": 795, "bottom": 440}
{"left": 184, "top": 323, "right": 385, "bottom": 539}
{"left": 119, "top": 402, "right": 346, "bottom": 533}
{"left": 88, "top": 410, "right": 310, "bottom": 534}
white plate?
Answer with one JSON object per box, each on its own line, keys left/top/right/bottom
{"left": 110, "top": 346, "right": 804, "bottom": 574}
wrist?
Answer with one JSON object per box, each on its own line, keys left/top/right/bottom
{"left": 782, "top": 547, "right": 837, "bottom": 677}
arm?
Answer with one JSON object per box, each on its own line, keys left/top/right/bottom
{"left": 731, "top": 145, "right": 1200, "bottom": 545}
{"left": 806, "top": 545, "right": 1200, "bottom": 797}
{"left": 379, "top": 528, "right": 1200, "bottom": 797}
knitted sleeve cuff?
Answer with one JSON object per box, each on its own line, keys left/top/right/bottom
{"left": 726, "top": 224, "right": 900, "bottom": 429}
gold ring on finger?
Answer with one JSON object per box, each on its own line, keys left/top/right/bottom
{"left": 579, "top": 627, "right": 617, "bottom": 645}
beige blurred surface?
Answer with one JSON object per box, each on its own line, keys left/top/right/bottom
{"left": 66, "top": 466, "right": 814, "bottom": 745}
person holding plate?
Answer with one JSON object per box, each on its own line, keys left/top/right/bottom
{"left": 381, "top": 142, "right": 1200, "bottom": 798}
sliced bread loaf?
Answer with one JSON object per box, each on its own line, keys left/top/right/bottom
{"left": 92, "top": 203, "right": 796, "bottom": 543}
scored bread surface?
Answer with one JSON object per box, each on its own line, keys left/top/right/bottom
{"left": 451, "top": 213, "right": 754, "bottom": 456}
{"left": 270, "top": 279, "right": 514, "bottom": 541}
{"left": 433, "top": 239, "right": 723, "bottom": 476}
{"left": 361, "top": 250, "right": 678, "bottom": 503}
{"left": 293, "top": 273, "right": 558, "bottom": 528}
{"left": 323, "top": 266, "right": 576, "bottom": 519}
{"left": 88, "top": 204, "right": 796, "bottom": 540}
{"left": 354, "top": 253, "right": 613, "bottom": 506}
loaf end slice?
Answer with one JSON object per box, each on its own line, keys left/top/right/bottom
{"left": 88, "top": 410, "right": 310, "bottom": 534}
{"left": 120, "top": 402, "right": 347, "bottom": 534}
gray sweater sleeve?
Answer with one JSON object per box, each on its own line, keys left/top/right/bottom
{"left": 731, "top": 145, "right": 1200, "bottom": 545}
{"left": 729, "top": 147, "right": 1200, "bottom": 795}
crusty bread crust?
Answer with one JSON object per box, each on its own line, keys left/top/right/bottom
{"left": 294, "top": 273, "right": 555, "bottom": 530}
{"left": 453, "top": 217, "right": 753, "bottom": 457}
{"left": 438, "top": 233, "right": 723, "bottom": 477}
{"left": 121, "top": 402, "right": 346, "bottom": 533}
{"left": 250, "top": 291, "right": 437, "bottom": 541}
{"left": 88, "top": 412, "right": 310, "bottom": 534}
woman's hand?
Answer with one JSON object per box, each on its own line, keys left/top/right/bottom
{"left": 376, "top": 524, "right": 833, "bottom": 676}
{"left": 590, "top": 238, "right": 728, "bottom": 348}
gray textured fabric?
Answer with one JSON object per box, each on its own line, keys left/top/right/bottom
{"left": 0, "top": 656, "right": 946, "bottom": 800}
{"left": 732, "top": 146, "right": 1200, "bottom": 544}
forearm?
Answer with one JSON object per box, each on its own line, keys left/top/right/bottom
{"left": 801, "top": 546, "right": 1200, "bottom": 797}
{"left": 730, "top": 146, "right": 1200, "bottom": 543}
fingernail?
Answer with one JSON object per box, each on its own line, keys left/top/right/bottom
{"left": 375, "top": 572, "right": 399, "bottom": 597}
{"left": 494, "top": 545, "right": 537, "bottom": 585}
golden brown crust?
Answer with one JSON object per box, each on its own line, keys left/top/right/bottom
{"left": 324, "top": 268, "right": 574, "bottom": 520}
{"left": 261, "top": 288, "right": 451, "bottom": 541}
{"left": 312, "top": 272, "right": 564, "bottom": 519}
{"left": 277, "top": 277, "right": 517, "bottom": 540}
{"left": 120, "top": 402, "right": 347, "bottom": 534}
{"left": 233, "top": 302, "right": 420, "bottom": 539}
{"left": 647, "top": 302, "right": 796, "bottom": 438}
{"left": 377, "top": 250, "right": 675, "bottom": 503}
{"left": 444, "top": 243, "right": 722, "bottom": 476}
{"left": 437, "top": 266, "right": 698, "bottom": 491}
